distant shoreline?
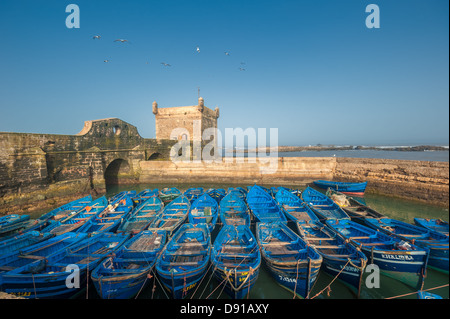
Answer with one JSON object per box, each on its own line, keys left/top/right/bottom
{"left": 230, "top": 145, "right": 449, "bottom": 153}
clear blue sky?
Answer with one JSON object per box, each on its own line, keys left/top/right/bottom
{"left": 0, "top": 0, "right": 448, "bottom": 146}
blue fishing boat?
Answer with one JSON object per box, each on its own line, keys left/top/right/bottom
{"left": 326, "top": 219, "right": 430, "bottom": 289}
{"left": 313, "top": 180, "right": 368, "bottom": 196}
{"left": 148, "top": 195, "right": 190, "bottom": 236}
{"left": 205, "top": 188, "right": 226, "bottom": 204}
{"left": 275, "top": 188, "right": 319, "bottom": 224}
{"left": 159, "top": 187, "right": 182, "bottom": 205}
{"left": 189, "top": 193, "right": 219, "bottom": 232}
{"left": 0, "top": 232, "right": 129, "bottom": 299}
{"left": 41, "top": 196, "right": 109, "bottom": 235}
{"left": 0, "top": 232, "right": 88, "bottom": 284}
{"left": 76, "top": 195, "right": 134, "bottom": 234}
{"left": 247, "top": 185, "right": 287, "bottom": 223}
{"left": 156, "top": 223, "right": 211, "bottom": 299}
{"left": 91, "top": 230, "right": 167, "bottom": 299}
{"left": 364, "top": 218, "right": 449, "bottom": 273}
{"left": 0, "top": 231, "right": 54, "bottom": 256}
{"left": 109, "top": 191, "right": 137, "bottom": 203}
{"left": 38, "top": 195, "right": 93, "bottom": 223}
{"left": 301, "top": 187, "right": 350, "bottom": 221}
{"left": 132, "top": 189, "right": 159, "bottom": 205}
{"left": 326, "top": 189, "right": 386, "bottom": 220}
{"left": 219, "top": 192, "right": 251, "bottom": 226}
{"left": 0, "top": 214, "right": 31, "bottom": 237}
{"left": 227, "top": 187, "right": 247, "bottom": 201}
{"left": 117, "top": 196, "right": 164, "bottom": 234}
{"left": 19, "top": 195, "right": 94, "bottom": 234}
{"left": 184, "top": 187, "right": 204, "bottom": 203}
{"left": 211, "top": 225, "right": 260, "bottom": 299}
{"left": 296, "top": 220, "right": 367, "bottom": 297}
{"left": 414, "top": 218, "right": 449, "bottom": 236}
{"left": 256, "top": 222, "right": 322, "bottom": 299}
{"left": 417, "top": 291, "right": 443, "bottom": 299}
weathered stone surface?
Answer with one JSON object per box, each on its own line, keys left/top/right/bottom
{"left": 334, "top": 157, "right": 449, "bottom": 206}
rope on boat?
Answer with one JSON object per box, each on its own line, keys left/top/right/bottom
{"left": 309, "top": 258, "right": 352, "bottom": 299}
{"left": 384, "top": 284, "right": 449, "bottom": 299}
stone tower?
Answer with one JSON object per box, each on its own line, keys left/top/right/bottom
{"left": 154, "top": 98, "right": 219, "bottom": 142}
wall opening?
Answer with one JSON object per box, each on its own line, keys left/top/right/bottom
{"left": 104, "top": 158, "right": 130, "bottom": 186}
{"left": 147, "top": 152, "right": 162, "bottom": 161}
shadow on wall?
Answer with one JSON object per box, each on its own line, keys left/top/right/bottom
{"left": 104, "top": 159, "right": 130, "bottom": 187}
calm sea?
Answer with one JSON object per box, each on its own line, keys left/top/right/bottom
{"left": 88, "top": 182, "right": 449, "bottom": 300}
{"left": 278, "top": 150, "right": 449, "bottom": 162}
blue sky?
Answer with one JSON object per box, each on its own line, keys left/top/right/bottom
{"left": 0, "top": 0, "right": 448, "bottom": 146}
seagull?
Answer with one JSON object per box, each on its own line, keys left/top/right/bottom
{"left": 196, "top": 46, "right": 200, "bottom": 53}
{"left": 114, "top": 39, "right": 129, "bottom": 43}
{"left": 239, "top": 67, "right": 246, "bottom": 71}
{"left": 92, "top": 35, "right": 101, "bottom": 40}
{"left": 224, "top": 51, "right": 230, "bottom": 56}
{"left": 161, "top": 62, "right": 171, "bottom": 67}
{"left": 104, "top": 59, "right": 111, "bottom": 63}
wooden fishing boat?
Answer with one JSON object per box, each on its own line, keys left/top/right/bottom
{"left": 326, "top": 219, "right": 430, "bottom": 289}
{"left": 132, "top": 189, "right": 159, "bottom": 205}
{"left": 211, "top": 225, "right": 260, "bottom": 299}
{"left": 256, "top": 222, "right": 322, "bottom": 299}
{"left": 296, "top": 220, "right": 367, "bottom": 297}
{"left": 313, "top": 180, "right": 368, "bottom": 196}
{"left": 414, "top": 218, "right": 449, "bottom": 236}
{"left": 326, "top": 189, "right": 386, "bottom": 220}
{"left": 148, "top": 195, "right": 190, "bottom": 237}
{"left": 417, "top": 291, "right": 443, "bottom": 299}
{"left": 0, "top": 232, "right": 129, "bottom": 299}
{"left": 0, "top": 231, "right": 54, "bottom": 256}
{"left": 205, "top": 188, "right": 226, "bottom": 204}
{"left": 41, "top": 196, "right": 109, "bottom": 235}
{"left": 247, "top": 185, "right": 287, "bottom": 223}
{"left": 0, "top": 232, "right": 88, "bottom": 281}
{"left": 188, "top": 193, "right": 219, "bottom": 232}
{"left": 274, "top": 188, "right": 319, "bottom": 224}
{"left": 76, "top": 195, "right": 134, "bottom": 234}
{"left": 159, "top": 187, "right": 181, "bottom": 204}
{"left": 301, "top": 187, "right": 350, "bottom": 221}
{"left": 91, "top": 230, "right": 167, "bottom": 299}
{"left": 364, "top": 218, "right": 449, "bottom": 273}
{"left": 227, "top": 187, "right": 247, "bottom": 201}
{"left": 108, "top": 191, "right": 137, "bottom": 204}
{"left": 117, "top": 196, "right": 164, "bottom": 234}
{"left": 0, "top": 215, "right": 31, "bottom": 237}
{"left": 270, "top": 186, "right": 292, "bottom": 198}
{"left": 38, "top": 195, "right": 93, "bottom": 223}
{"left": 219, "top": 192, "right": 251, "bottom": 226}
{"left": 156, "top": 223, "right": 211, "bottom": 299}
{"left": 18, "top": 195, "right": 94, "bottom": 234}
{"left": 184, "top": 187, "right": 204, "bottom": 203}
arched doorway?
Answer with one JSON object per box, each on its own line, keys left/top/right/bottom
{"left": 104, "top": 158, "right": 130, "bottom": 186}
{"left": 147, "top": 152, "right": 162, "bottom": 161}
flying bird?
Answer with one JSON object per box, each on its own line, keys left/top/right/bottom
{"left": 92, "top": 35, "right": 101, "bottom": 40}
{"left": 104, "top": 59, "right": 111, "bottom": 63}
{"left": 161, "top": 62, "right": 171, "bottom": 67}
{"left": 114, "top": 39, "right": 129, "bottom": 43}
{"left": 196, "top": 46, "right": 200, "bottom": 53}
{"left": 224, "top": 51, "right": 230, "bottom": 56}
{"left": 239, "top": 67, "right": 246, "bottom": 71}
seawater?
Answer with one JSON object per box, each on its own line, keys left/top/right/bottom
{"left": 277, "top": 150, "right": 449, "bottom": 162}
{"left": 96, "top": 182, "right": 449, "bottom": 300}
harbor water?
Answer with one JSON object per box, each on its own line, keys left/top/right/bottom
{"left": 87, "top": 182, "right": 448, "bottom": 300}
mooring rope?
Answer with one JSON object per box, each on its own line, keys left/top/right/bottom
{"left": 384, "top": 284, "right": 449, "bottom": 300}
{"left": 309, "top": 258, "right": 351, "bottom": 299}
